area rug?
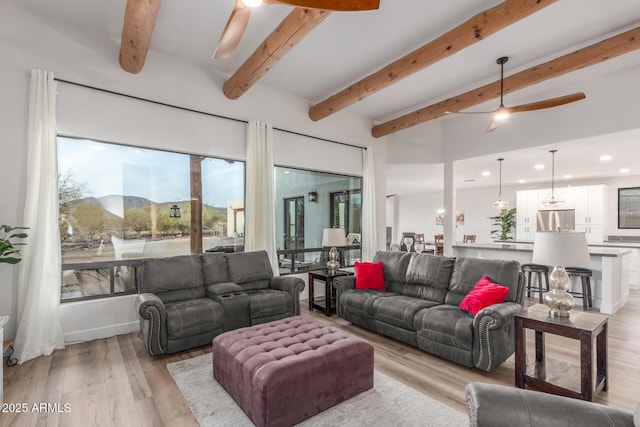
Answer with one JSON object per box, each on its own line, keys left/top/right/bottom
{"left": 167, "top": 354, "right": 469, "bottom": 426}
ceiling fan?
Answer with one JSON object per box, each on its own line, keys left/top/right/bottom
{"left": 446, "top": 56, "right": 586, "bottom": 132}
{"left": 213, "top": 0, "right": 380, "bottom": 59}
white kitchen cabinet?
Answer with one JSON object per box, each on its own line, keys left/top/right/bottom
{"left": 516, "top": 224, "right": 536, "bottom": 242}
{"left": 574, "top": 185, "right": 605, "bottom": 225}
{"left": 516, "top": 190, "right": 539, "bottom": 228}
{"left": 574, "top": 185, "right": 606, "bottom": 242}
{"left": 576, "top": 224, "right": 604, "bottom": 244}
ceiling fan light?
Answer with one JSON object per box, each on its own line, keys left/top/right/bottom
{"left": 241, "top": 0, "right": 263, "bottom": 8}
{"left": 494, "top": 111, "right": 510, "bottom": 121}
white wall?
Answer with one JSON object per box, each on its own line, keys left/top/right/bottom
{"left": 0, "top": 3, "right": 387, "bottom": 341}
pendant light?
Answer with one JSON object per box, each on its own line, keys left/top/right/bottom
{"left": 542, "top": 149, "right": 564, "bottom": 207}
{"left": 492, "top": 158, "right": 509, "bottom": 210}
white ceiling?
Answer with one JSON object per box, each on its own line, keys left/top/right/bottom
{"left": 12, "top": 0, "right": 640, "bottom": 195}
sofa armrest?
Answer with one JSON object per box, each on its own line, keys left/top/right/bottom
{"left": 135, "top": 293, "right": 167, "bottom": 355}
{"left": 472, "top": 301, "right": 523, "bottom": 372}
{"left": 332, "top": 275, "right": 356, "bottom": 316}
{"left": 465, "top": 382, "right": 634, "bottom": 427}
{"left": 206, "top": 282, "right": 243, "bottom": 297}
{"left": 271, "top": 276, "right": 305, "bottom": 315}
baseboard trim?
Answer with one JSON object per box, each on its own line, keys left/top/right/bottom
{"left": 63, "top": 321, "right": 139, "bottom": 345}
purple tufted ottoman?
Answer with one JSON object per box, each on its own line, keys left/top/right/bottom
{"left": 212, "top": 316, "right": 374, "bottom": 427}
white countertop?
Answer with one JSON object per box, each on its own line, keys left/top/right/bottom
{"left": 454, "top": 242, "right": 631, "bottom": 257}
{"left": 509, "top": 239, "right": 640, "bottom": 249}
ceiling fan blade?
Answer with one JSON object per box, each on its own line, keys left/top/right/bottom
{"left": 508, "top": 92, "right": 586, "bottom": 114}
{"left": 119, "top": 0, "right": 162, "bottom": 74}
{"left": 444, "top": 109, "right": 498, "bottom": 115}
{"left": 273, "top": 0, "right": 379, "bottom": 11}
{"left": 212, "top": 1, "right": 252, "bottom": 59}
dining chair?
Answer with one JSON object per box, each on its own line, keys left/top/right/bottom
{"left": 434, "top": 234, "right": 444, "bottom": 256}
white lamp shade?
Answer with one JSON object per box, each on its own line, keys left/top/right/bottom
{"left": 532, "top": 231, "right": 591, "bottom": 268}
{"left": 322, "top": 228, "right": 347, "bottom": 247}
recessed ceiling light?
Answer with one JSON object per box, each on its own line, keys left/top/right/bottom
{"left": 600, "top": 155, "right": 612, "bottom": 161}
{"left": 564, "top": 174, "right": 572, "bottom": 179}
{"left": 620, "top": 168, "right": 630, "bottom": 173}
{"left": 534, "top": 164, "right": 544, "bottom": 170}
{"left": 481, "top": 171, "right": 490, "bottom": 177}
{"left": 518, "top": 179, "right": 526, "bottom": 184}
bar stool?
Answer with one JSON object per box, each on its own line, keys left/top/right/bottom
{"left": 521, "top": 264, "right": 550, "bottom": 303}
{"left": 565, "top": 267, "right": 593, "bottom": 310}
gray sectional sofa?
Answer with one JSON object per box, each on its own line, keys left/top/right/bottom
{"left": 333, "top": 250, "right": 525, "bottom": 372}
{"left": 135, "top": 250, "right": 305, "bottom": 355}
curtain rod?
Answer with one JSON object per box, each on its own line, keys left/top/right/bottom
{"left": 54, "top": 78, "right": 366, "bottom": 151}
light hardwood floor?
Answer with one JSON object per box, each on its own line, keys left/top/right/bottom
{"left": 2, "top": 291, "right": 639, "bottom": 426}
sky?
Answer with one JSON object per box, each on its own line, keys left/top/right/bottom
{"left": 57, "top": 137, "right": 244, "bottom": 207}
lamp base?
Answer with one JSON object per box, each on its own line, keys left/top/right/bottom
{"left": 544, "top": 266, "right": 574, "bottom": 318}
{"left": 326, "top": 246, "right": 340, "bottom": 273}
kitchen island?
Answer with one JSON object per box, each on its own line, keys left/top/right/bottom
{"left": 453, "top": 242, "right": 630, "bottom": 315}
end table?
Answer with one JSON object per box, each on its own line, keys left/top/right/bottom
{"left": 514, "top": 304, "right": 608, "bottom": 401}
{"left": 308, "top": 269, "right": 353, "bottom": 316}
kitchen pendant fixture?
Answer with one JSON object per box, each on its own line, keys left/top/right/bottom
{"left": 492, "top": 158, "right": 509, "bottom": 210}
{"left": 542, "top": 149, "right": 564, "bottom": 207}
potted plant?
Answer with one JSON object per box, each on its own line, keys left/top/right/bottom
{"left": 0, "top": 225, "right": 29, "bottom": 264}
{"left": 489, "top": 208, "right": 516, "bottom": 241}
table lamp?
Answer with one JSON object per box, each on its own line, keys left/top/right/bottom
{"left": 322, "top": 228, "right": 347, "bottom": 273}
{"left": 532, "top": 231, "right": 591, "bottom": 317}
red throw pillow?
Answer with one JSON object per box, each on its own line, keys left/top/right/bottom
{"left": 354, "top": 261, "right": 385, "bottom": 290}
{"left": 459, "top": 276, "right": 509, "bottom": 315}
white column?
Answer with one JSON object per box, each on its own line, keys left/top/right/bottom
{"left": 443, "top": 161, "right": 456, "bottom": 256}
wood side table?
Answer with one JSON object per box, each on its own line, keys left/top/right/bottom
{"left": 308, "top": 269, "right": 353, "bottom": 316}
{"left": 514, "top": 304, "right": 608, "bottom": 401}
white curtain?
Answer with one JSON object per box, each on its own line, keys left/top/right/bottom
{"left": 362, "top": 146, "right": 378, "bottom": 261}
{"left": 14, "top": 70, "right": 65, "bottom": 363}
{"left": 245, "top": 119, "right": 279, "bottom": 275}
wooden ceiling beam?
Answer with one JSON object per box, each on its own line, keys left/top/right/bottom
{"left": 223, "top": 8, "right": 330, "bottom": 100}
{"left": 308, "top": 0, "right": 556, "bottom": 121}
{"left": 119, "top": 0, "right": 162, "bottom": 74}
{"left": 371, "top": 26, "right": 640, "bottom": 138}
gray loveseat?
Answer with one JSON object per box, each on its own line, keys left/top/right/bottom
{"left": 333, "top": 250, "right": 525, "bottom": 372}
{"left": 135, "top": 250, "right": 305, "bottom": 355}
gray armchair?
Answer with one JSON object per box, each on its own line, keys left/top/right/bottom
{"left": 465, "top": 382, "right": 635, "bottom": 427}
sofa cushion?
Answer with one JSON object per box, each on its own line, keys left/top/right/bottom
{"left": 165, "top": 298, "right": 223, "bottom": 339}
{"left": 355, "top": 261, "right": 385, "bottom": 290}
{"left": 201, "top": 252, "right": 228, "bottom": 286}
{"left": 414, "top": 305, "right": 474, "bottom": 351}
{"left": 246, "top": 289, "right": 292, "bottom": 320}
{"left": 446, "top": 257, "right": 520, "bottom": 306}
{"left": 372, "top": 295, "right": 439, "bottom": 331}
{"left": 227, "top": 250, "right": 274, "bottom": 284}
{"left": 340, "top": 289, "right": 398, "bottom": 318}
{"left": 372, "top": 251, "right": 412, "bottom": 293}
{"left": 460, "top": 276, "right": 510, "bottom": 315}
{"left": 403, "top": 254, "right": 455, "bottom": 303}
{"left": 141, "top": 255, "right": 205, "bottom": 303}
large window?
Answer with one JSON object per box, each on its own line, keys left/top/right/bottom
{"left": 58, "top": 136, "right": 244, "bottom": 301}
{"left": 274, "top": 167, "right": 362, "bottom": 274}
